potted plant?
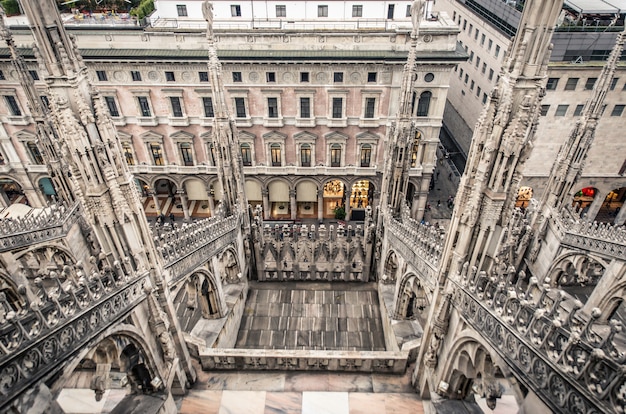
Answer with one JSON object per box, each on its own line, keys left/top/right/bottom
{"left": 333, "top": 205, "right": 346, "bottom": 220}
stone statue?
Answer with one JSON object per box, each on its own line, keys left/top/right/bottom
{"left": 410, "top": 0, "right": 425, "bottom": 35}
{"left": 203, "top": 1, "right": 214, "bottom": 39}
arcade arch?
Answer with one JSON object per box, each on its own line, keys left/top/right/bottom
{"left": 0, "top": 177, "right": 29, "bottom": 207}
{"left": 295, "top": 179, "right": 318, "bottom": 219}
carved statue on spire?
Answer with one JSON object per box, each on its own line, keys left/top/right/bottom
{"left": 410, "top": 0, "right": 425, "bottom": 37}
{"left": 203, "top": 1, "right": 214, "bottom": 39}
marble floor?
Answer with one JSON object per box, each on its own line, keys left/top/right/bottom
{"left": 177, "top": 361, "right": 428, "bottom": 414}
{"left": 236, "top": 283, "right": 386, "bottom": 351}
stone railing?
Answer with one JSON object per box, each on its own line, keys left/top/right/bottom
{"left": 154, "top": 215, "right": 239, "bottom": 283}
{"left": 385, "top": 214, "right": 444, "bottom": 289}
{"left": 453, "top": 262, "right": 625, "bottom": 414}
{"left": 552, "top": 211, "right": 626, "bottom": 259}
{"left": 199, "top": 348, "right": 408, "bottom": 374}
{"left": 0, "top": 268, "right": 148, "bottom": 409}
{"left": 0, "top": 202, "right": 81, "bottom": 252}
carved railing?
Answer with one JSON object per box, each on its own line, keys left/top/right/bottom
{"left": 0, "top": 202, "right": 81, "bottom": 252}
{"left": 0, "top": 267, "right": 148, "bottom": 409}
{"left": 453, "top": 262, "right": 625, "bottom": 414}
{"left": 552, "top": 211, "right": 626, "bottom": 259}
{"left": 154, "top": 215, "right": 239, "bottom": 283}
{"left": 385, "top": 214, "right": 444, "bottom": 289}
{"left": 199, "top": 348, "right": 408, "bottom": 374}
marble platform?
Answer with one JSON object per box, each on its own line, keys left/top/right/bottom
{"left": 236, "top": 282, "right": 386, "bottom": 351}
{"left": 177, "top": 360, "right": 429, "bottom": 414}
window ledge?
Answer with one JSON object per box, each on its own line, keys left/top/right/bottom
{"left": 137, "top": 116, "right": 158, "bottom": 126}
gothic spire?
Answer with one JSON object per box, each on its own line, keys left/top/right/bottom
{"left": 438, "top": 0, "right": 564, "bottom": 277}
{"left": 203, "top": 1, "right": 247, "bottom": 218}
{"left": 379, "top": 0, "right": 424, "bottom": 217}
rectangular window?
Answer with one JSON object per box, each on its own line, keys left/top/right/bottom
{"left": 330, "top": 145, "right": 341, "bottom": 167}
{"left": 231, "top": 5, "right": 241, "bottom": 16}
{"left": 463, "top": 19, "right": 467, "bottom": 30}
{"left": 480, "top": 34, "right": 485, "bottom": 46}
{"left": 177, "top": 4, "right": 188, "bottom": 16}
{"left": 300, "top": 72, "right": 309, "bottom": 82}
{"left": 611, "top": 77, "right": 619, "bottom": 90}
{"left": 170, "top": 96, "right": 183, "bottom": 117}
{"left": 488, "top": 68, "right": 494, "bottom": 81}
{"left": 407, "top": 4, "right": 413, "bottom": 17}
{"left": 460, "top": 68, "right": 464, "bottom": 78}
{"left": 0, "top": 70, "right": 5, "bottom": 80}
{"left": 476, "top": 56, "right": 480, "bottom": 68}
{"left": 470, "top": 80, "right": 475, "bottom": 90}
{"left": 546, "top": 78, "right": 559, "bottom": 90}
{"left": 611, "top": 104, "right": 625, "bottom": 116}
{"left": 235, "top": 97, "right": 246, "bottom": 118}
{"left": 150, "top": 143, "right": 164, "bottom": 165}
{"left": 165, "top": 71, "right": 175, "bottom": 82}
{"left": 40, "top": 95, "right": 50, "bottom": 111}
{"left": 241, "top": 144, "right": 252, "bottom": 166}
{"left": 367, "top": 72, "right": 377, "bottom": 82}
{"left": 469, "top": 51, "right": 474, "bottom": 62}
{"left": 565, "top": 77, "right": 579, "bottom": 90}
{"left": 96, "top": 70, "right": 107, "bottom": 81}
{"left": 332, "top": 97, "right": 343, "bottom": 118}
{"left": 271, "top": 145, "right": 281, "bottom": 166}
{"left": 232, "top": 72, "right": 242, "bottom": 82}
{"left": 476, "top": 86, "right": 481, "bottom": 97}
{"left": 266, "top": 72, "right": 276, "bottom": 82}
{"left": 360, "top": 146, "right": 371, "bottom": 167}
{"left": 4, "top": 95, "right": 21, "bottom": 116}
{"left": 138, "top": 96, "right": 151, "bottom": 117}
{"left": 573, "top": 104, "right": 584, "bottom": 116}
{"left": 540, "top": 105, "right": 550, "bottom": 116}
{"left": 180, "top": 144, "right": 193, "bottom": 166}
{"left": 29, "top": 70, "right": 39, "bottom": 81}
{"left": 364, "top": 97, "right": 376, "bottom": 118}
{"left": 27, "top": 142, "right": 44, "bottom": 164}
{"left": 495, "top": 45, "right": 501, "bottom": 57}
{"left": 555, "top": 104, "right": 568, "bottom": 116}
{"left": 585, "top": 77, "right": 597, "bottom": 90}
{"left": 131, "top": 70, "right": 142, "bottom": 81}
{"left": 352, "top": 5, "right": 363, "bottom": 17}
{"left": 199, "top": 71, "right": 209, "bottom": 82}
{"left": 300, "top": 97, "right": 311, "bottom": 118}
{"left": 481, "top": 63, "right": 487, "bottom": 74}
{"left": 474, "top": 28, "right": 479, "bottom": 40}
{"left": 318, "top": 5, "right": 328, "bottom": 17}
{"left": 202, "top": 97, "right": 214, "bottom": 117}
{"left": 104, "top": 96, "right": 119, "bottom": 117}
{"left": 482, "top": 93, "right": 488, "bottom": 104}
{"left": 276, "top": 5, "right": 286, "bottom": 17}
{"left": 300, "top": 146, "right": 311, "bottom": 167}
{"left": 333, "top": 72, "right": 343, "bottom": 82}
{"left": 267, "top": 97, "right": 278, "bottom": 118}
{"left": 464, "top": 74, "right": 468, "bottom": 84}
{"left": 123, "top": 144, "right": 134, "bottom": 166}
{"left": 468, "top": 23, "right": 473, "bottom": 36}
{"left": 387, "top": 4, "right": 394, "bottom": 19}
{"left": 487, "top": 39, "right": 493, "bottom": 51}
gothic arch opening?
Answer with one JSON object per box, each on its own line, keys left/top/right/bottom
{"left": 440, "top": 340, "right": 519, "bottom": 412}
{"left": 383, "top": 251, "right": 399, "bottom": 283}
{"left": 394, "top": 273, "right": 430, "bottom": 321}
{"left": 548, "top": 254, "right": 606, "bottom": 302}
{"left": 55, "top": 334, "right": 161, "bottom": 413}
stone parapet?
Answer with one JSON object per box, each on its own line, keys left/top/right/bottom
{"left": 0, "top": 202, "right": 80, "bottom": 252}
{"left": 199, "top": 348, "right": 408, "bottom": 374}
{"left": 454, "top": 261, "right": 625, "bottom": 414}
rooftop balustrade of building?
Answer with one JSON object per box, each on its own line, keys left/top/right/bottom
{"left": 452, "top": 259, "right": 626, "bottom": 414}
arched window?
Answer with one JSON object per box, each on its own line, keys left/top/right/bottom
{"left": 330, "top": 144, "right": 342, "bottom": 167}
{"left": 241, "top": 143, "right": 252, "bottom": 166}
{"left": 416, "top": 91, "right": 432, "bottom": 117}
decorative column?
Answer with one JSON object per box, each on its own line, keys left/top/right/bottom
{"left": 262, "top": 188, "right": 270, "bottom": 220}
{"left": 344, "top": 194, "right": 351, "bottom": 221}
{"left": 584, "top": 195, "right": 604, "bottom": 222}
{"left": 150, "top": 190, "right": 160, "bottom": 215}
{"left": 290, "top": 189, "right": 297, "bottom": 220}
{"left": 317, "top": 189, "right": 324, "bottom": 222}
{"left": 177, "top": 189, "right": 190, "bottom": 221}
{"left": 614, "top": 204, "right": 626, "bottom": 226}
